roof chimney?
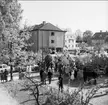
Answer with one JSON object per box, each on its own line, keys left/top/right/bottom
{"left": 100, "top": 30, "right": 102, "bottom": 33}
{"left": 43, "top": 21, "right": 46, "bottom": 25}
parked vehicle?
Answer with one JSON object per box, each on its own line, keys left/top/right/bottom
{"left": 31, "top": 64, "right": 39, "bottom": 72}
{"left": 13, "top": 66, "right": 26, "bottom": 73}
{"left": 0, "top": 64, "right": 10, "bottom": 72}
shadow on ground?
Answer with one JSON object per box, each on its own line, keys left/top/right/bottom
{"left": 63, "top": 74, "right": 108, "bottom": 89}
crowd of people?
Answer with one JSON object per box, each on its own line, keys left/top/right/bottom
{"left": 38, "top": 54, "right": 102, "bottom": 92}
{"left": 0, "top": 69, "right": 8, "bottom": 83}
{"left": 38, "top": 57, "right": 78, "bottom": 92}
{"left": 40, "top": 67, "right": 53, "bottom": 85}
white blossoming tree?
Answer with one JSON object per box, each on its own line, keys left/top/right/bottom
{"left": 0, "top": 0, "right": 31, "bottom": 80}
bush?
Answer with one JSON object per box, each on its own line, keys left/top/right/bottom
{"left": 43, "top": 85, "right": 101, "bottom": 105}
{"left": 75, "top": 52, "right": 108, "bottom": 73}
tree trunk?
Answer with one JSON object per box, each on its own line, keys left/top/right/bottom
{"left": 10, "top": 57, "right": 13, "bottom": 81}
{"left": 10, "top": 64, "right": 13, "bottom": 80}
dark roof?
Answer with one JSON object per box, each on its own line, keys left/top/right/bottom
{"left": 30, "top": 22, "right": 66, "bottom": 32}
{"left": 92, "top": 31, "right": 108, "bottom": 40}
{"left": 33, "top": 23, "right": 44, "bottom": 30}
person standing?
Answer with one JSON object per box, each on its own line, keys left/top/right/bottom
{"left": 74, "top": 66, "right": 78, "bottom": 79}
{"left": 71, "top": 70, "right": 75, "bottom": 80}
{"left": 48, "top": 68, "right": 53, "bottom": 84}
{"left": 54, "top": 59, "right": 58, "bottom": 72}
{"left": 1, "top": 70, "right": 4, "bottom": 83}
{"left": 58, "top": 74, "right": 63, "bottom": 92}
{"left": 4, "top": 69, "right": 8, "bottom": 82}
{"left": 40, "top": 68, "right": 44, "bottom": 82}
{"left": 58, "top": 60, "right": 63, "bottom": 75}
{"left": 42, "top": 70, "right": 47, "bottom": 85}
{"left": 50, "top": 61, "right": 53, "bottom": 70}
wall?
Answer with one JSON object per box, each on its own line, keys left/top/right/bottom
{"left": 92, "top": 39, "right": 104, "bottom": 45}
{"left": 38, "top": 30, "right": 49, "bottom": 49}
{"left": 39, "top": 31, "right": 65, "bottom": 49}
{"left": 28, "top": 30, "right": 65, "bottom": 52}
{"left": 65, "top": 34, "right": 76, "bottom": 50}
{"left": 55, "top": 31, "right": 65, "bottom": 48}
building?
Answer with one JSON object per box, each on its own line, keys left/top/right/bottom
{"left": 92, "top": 31, "right": 108, "bottom": 45}
{"left": 27, "top": 21, "right": 66, "bottom": 53}
{"left": 92, "top": 31, "right": 108, "bottom": 52}
{"left": 64, "top": 32, "right": 77, "bottom": 53}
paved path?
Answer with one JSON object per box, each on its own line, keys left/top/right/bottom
{"left": 0, "top": 84, "right": 19, "bottom": 105}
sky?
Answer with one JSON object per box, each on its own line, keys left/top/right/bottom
{"left": 19, "top": 1, "right": 108, "bottom": 33}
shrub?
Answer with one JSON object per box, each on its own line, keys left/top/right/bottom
{"left": 43, "top": 84, "right": 101, "bottom": 105}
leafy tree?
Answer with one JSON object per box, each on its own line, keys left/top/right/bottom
{"left": 76, "top": 35, "right": 82, "bottom": 43}
{"left": 83, "top": 30, "right": 93, "bottom": 46}
{"left": 93, "top": 42, "right": 102, "bottom": 53}
{"left": 45, "top": 54, "right": 52, "bottom": 71}
{"left": 105, "top": 36, "right": 108, "bottom": 43}
{"left": 75, "top": 29, "right": 83, "bottom": 43}
{"left": 75, "top": 29, "right": 83, "bottom": 37}
{"left": 0, "top": 0, "right": 31, "bottom": 80}
{"left": 79, "top": 42, "right": 88, "bottom": 51}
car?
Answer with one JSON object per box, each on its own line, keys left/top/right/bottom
{"left": 0, "top": 64, "right": 10, "bottom": 72}
{"left": 31, "top": 64, "right": 39, "bottom": 72}
{"left": 13, "top": 66, "right": 26, "bottom": 73}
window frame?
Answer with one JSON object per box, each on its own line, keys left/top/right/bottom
{"left": 51, "top": 40, "right": 54, "bottom": 43}
{"left": 51, "top": 32, "right": 55, "bottom": 36}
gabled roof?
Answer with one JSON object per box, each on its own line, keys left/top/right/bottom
{"left": 92, "top": 31, "right": 108, "bottom": 40}
{"left": 30, "top": 22, "right": 66, "bottom": 32}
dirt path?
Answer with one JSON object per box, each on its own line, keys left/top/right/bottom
{"left": 0, "top": 84, "right": 19, "bottom": 105}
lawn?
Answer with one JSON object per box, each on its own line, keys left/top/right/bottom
{"left": 2, "top": 73, "right": 108, "bottom": 105}
{"left": 3, "top": 79, "right": 49, "bottom": 105}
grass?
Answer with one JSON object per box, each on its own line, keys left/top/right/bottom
{"left": 2, "top": 74, "right": 108, "bottom": 105}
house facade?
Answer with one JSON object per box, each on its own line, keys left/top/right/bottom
{"left": 65, "top": 33, "right": 76, "bottom": 50}
{"left": 92, "top": 31, "right": 108, "bottom": 52}
{"left": 27, "top": 21, "right": 66, "bottom": 53}
{"left": 64, "top": 32, "right": 78, "bottom": 54}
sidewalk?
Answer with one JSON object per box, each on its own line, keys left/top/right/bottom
{"left": 0, "top": 84, "right": 19, "bottom": 105}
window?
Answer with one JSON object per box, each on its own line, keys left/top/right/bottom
{"left": 76, "top": 44, "right": 79, "bottom": 47}
{"left": 68, "top": 39, "right": 74, "bottom": 43}
{"left": 71, "top": 39, "right": 74, "bottom": 42}
{"left": 51, "top": 40, "right": 54, "bottom": 43}
{"left": 51, "top": 32, "right": 54, "bottom": 36}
